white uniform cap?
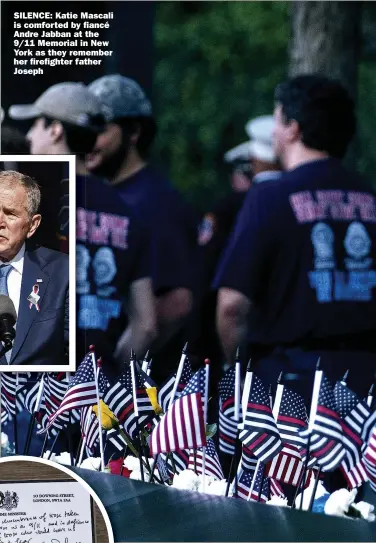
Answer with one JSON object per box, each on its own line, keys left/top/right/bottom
{"left": 224, "top": 114, "right": 276, "bottom": 164}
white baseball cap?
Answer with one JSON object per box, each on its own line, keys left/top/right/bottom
{"left": 224, "top": 114, "right": 276, "bottom": 163}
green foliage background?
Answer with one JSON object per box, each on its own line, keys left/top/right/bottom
{"left": 153, "top": 2, "right": 376, "bottom": 213}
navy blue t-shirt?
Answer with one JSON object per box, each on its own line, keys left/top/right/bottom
{"left": 114, "top": 166, "right": 199, "bottom": 295}
{"left": 76, "top": 174, "right": 151, "bottom": 365}
{"left": 213, "top": 158, "right": 376, "bottom": 346}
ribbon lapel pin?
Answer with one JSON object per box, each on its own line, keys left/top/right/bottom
{"left": 27, "top": 284, "right": 41, "bottom": 311}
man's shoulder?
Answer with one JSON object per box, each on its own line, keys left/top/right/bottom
{"left": 27, "top": 245, "right": 69, "bottom": 267}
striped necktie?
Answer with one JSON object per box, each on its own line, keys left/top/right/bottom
{"left": 0, "top": 264, "right": 13, "bottom": 364}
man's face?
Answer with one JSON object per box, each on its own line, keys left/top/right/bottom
{"left": 85, "top": 122, "right": 123, "bottom": 173}
{"left": 26, "top": 117, "right": 53, "bottom": 155}
{"left": 0, "top": 182, "right": 41, "bottom": 261}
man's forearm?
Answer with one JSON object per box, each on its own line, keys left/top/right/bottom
{"left": 114, "top": 322, "right": 157, "bottom": 371}
{"left": 217, "top": 311, "right": 248, "bottom": 363}
{"left": 216, "top": 287, "right": 251, "bottom": 363}
{"left": 151, "top": 288, "right": 192, "bottom": 351}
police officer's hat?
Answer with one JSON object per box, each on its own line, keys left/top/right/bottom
{"left": 224, "top": 115, "right": 276, "bottom": 164}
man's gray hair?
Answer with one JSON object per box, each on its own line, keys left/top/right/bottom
{"left": 0, "top": 170, "right": 41, "bottom": 217}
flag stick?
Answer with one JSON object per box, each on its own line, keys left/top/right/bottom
{"left": 40, "top": 431, "right": 50, "bottom": 458}
{"left": 168, "top": 342, "right": 188, "bottom": 409}
{"left": 13, "top": 373, "right": 19, "bottom": 454}
{"left": 46, "top": 431, "right": 61, "bottom": 460}
{"left": 294, "top": 359, "right": 322, "bottom": 510}
{"left": 77, "top": 408, "right": 92, "bottom": 466}
{"left": 141, "top": 351, "right": 150, "bottom": 374}
{"left": 247, "top": 373, "right": 283, "bottom": 502}
{"left": 90, "top": 349, "right": 105, "bottom": 472}
{"left": 239, "top": 359, "right": 253, "bottom": 431}
{"left": 225, "top": 350, "right": 241, "bottom": 497}
{"left": 257, "top": 467, "right": 266, "bottom": 502}
{"left": 367, "top": 383, "right": 375, "bottom": 408}
{"left": 130, "top": 350, "right": 145, "bottom": 482}
{"left": 0, "top": 373, "right": 2, "bottom": 458}
{"left": 308, "top": 467, "right": 322, "bottom": 511}
{"left": 147, "top": 358, "right": 153, "bottom": 377}
{"left": 193, "top": 449, "right": 198, "bottom": 474}
{"left": 64, "top": 372, "right": 75, "bottom": 467}
{"left": 24, "top": 376, "right": 45, "bottom": 455}
{"left": 201, "top": 359, "right": 211, "bottom": 492}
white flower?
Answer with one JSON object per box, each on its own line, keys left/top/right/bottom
{"left": 123, "top": 455, "right": 140, "bottom": 472}
{"left": 296, "top": 476, "right": 328, "bottom": 510}
{"left": 172, "top": 469, "right": 201, "bottom": 491}
{"left": 130, "top": 470, "right": 152, "bottom": 482}
{"left": 1, "top": 433, "right": 9, "bottom": 448}
{"left": 267, "top": 495, "right": 289, "bottom": 507}
{"left": 80, "top": 457, "right": 101, "bottom": 471}
{"left": 123, "top": 456, "right": 153, "bottom": 474}
{"left": 324, "top": 488, "right": 357, "bottom": 517}
{"left": 43, "top": 451, "right": 56, "bottom": 461}
{"left": 54, "top": 452, "right": 73, "bottom": 466}
{"left": 351, "top": 501, "right": 375, "bottom": 522}
{"left": 204, "top": 479, "right": 228, "bottom": 496}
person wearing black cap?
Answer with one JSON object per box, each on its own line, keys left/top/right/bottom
{"left": 214, "top": 75, "right": 376, "bottom": 405}
{"left": 87, "top": 75, "right": 199, "bottom": 384}
{"left": 9, "top": 82, "right": 157, "bottom": 377}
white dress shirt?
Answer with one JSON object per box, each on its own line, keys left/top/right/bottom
{"left": 0, "top": 243, "right": 25, "bottom": 316}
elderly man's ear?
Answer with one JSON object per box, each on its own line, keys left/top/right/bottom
{"left": 27, "top": 214, "right": 42, "bottom": 239}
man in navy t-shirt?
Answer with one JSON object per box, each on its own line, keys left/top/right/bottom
{"left": 76, "top": 174, "right": 156, "bottom": 379}
{"left": 214, "top": 75, "right": 376, "bottom": 403}
{"left": 86, "top": 75, "right": 199, "bottom": 384}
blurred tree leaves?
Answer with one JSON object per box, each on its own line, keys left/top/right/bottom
{"left": 153, "top": 2, "right": 376, "bottom": 211}
{"left": 153, "top": 2, "right": 289, "bottom": 211}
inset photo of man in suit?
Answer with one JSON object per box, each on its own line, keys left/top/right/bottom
{"left": 0, "top": 161, "right": 72, "bottom": 370}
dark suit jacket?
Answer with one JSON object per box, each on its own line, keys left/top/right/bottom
{"left": 9, "top": 245, "right": 69, "bottom": 366}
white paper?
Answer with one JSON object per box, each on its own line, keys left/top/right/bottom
{"left": 0, "top": 481, "right": 93, "bottom": 543}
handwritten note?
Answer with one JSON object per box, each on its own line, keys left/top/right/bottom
{"left": 0, "top": 481, "right": 94, "bottom": 543}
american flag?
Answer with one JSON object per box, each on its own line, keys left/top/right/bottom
{"left": 334, "top": 382, "right": 371, "bottom": 471}
{"left": 266, "top": 443, "right": 311, "bottom": 488}
{"left": 270, "top": 478, "right": 285, "bottom": 499}
{"left": 45, "top": 354, "right": 98, "bottom": 431}
{"left": 160, "top": 450, "right": 189, "bottom": 475}
{"left": 304, "top": 374, "right": 345, "bottom": 472}
{"left": 20, "top": 376, "right": 45, "bottom": 415}
{"left": 44, "top": 373, "right": 70, "bottom": 418}
{"left": 277, "top": 387, "right": 308, "bottom": 447}
{"left": 361, "top": 409, "right": 376, "bottom": 446}
{"left": 0, "top": 372, "right": 29, "bottom": 416}
{"left": 158, "top": 358, "right": 192, "bottom": 413}
{"left": 237, "top": 466, "right": 269, "bottom": 502}
{"left": 150, "top": 392, "right": 206, "bottom": 455}
{"left": 103, "top": 367, "right": 154, "bottom": 439}
{"left": 218, "top": 366, "right": 237, "bottom": 455}
{"left": 341, "top": 459, "right": 369, "bottom": 489}
{"left": 80, "top": 405, "right": 100, "bottom": 455}
{"left": 188, "top": 439, "right": 224, "bottom": 480}
{"left": 239, "top": 375, "right": 282, "bottom": 463}
{"left": 79, "top": 372, "right": 112, "bottom": 455}
{"left": 37, "top": 374, "right": 71, "bottom": 435}
{"left": 363, "top": 424, "right": 376, "bottom": 492}
{"left": 241, "top": 446, "right": 258, "bottom": 472}
{"left": 106, "top": 428, "right": 128, "bottom": 453}
{"left": 180, "top": 368, "right": 206, "bottom": 409}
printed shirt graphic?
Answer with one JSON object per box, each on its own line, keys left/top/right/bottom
{"left": 213, "top": 158, "right": 376, "bottom": 345}
{"left": 76, "top": 174, "right": 151, "bottom": 365}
